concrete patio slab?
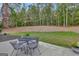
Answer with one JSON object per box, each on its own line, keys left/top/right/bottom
{"left": 0, "top": 39, "right": 79, "bottom": 56}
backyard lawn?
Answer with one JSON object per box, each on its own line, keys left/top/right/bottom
{"left": 10, "top": 32, "right": 79, "bottom": 47}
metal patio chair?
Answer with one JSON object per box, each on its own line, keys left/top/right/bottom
{"left": 27, "top": 37, "right": 41, "bottom": 56}
{"left": 10, "top": 40, "right": 25, "bottom": 56}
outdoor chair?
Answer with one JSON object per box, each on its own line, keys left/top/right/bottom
{"left": 27, "top": 37, "right": 41, "bottom": 56}
{"left": 10, "top": 40, "right": 25, "bottom": 56}
{"left": 18, "top": 38, "right": 28, "bottom": 54}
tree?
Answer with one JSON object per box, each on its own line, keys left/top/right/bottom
{"left": 1, "top": 3, "right": 79, "bottom": 28}
{"left": 1, "top": 3, "right": 22, "bottom": 28}
{"left": 1, "top": 3, "right": 9, "bottom": 28}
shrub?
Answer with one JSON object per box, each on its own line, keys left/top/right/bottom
{"left": 0, "top": 21, "right": 2, "bottom": 32}
{"left": 0, "top": 28, "right": 2, "bottom": 32}
{"left": 3, "top": 33, "right": 7, "bottom": 35}
{"left": 72, "top": 41, "right": 79, "bottom": 48}
{"left": 26, "top": 34, "right": 30, "bottom": 36}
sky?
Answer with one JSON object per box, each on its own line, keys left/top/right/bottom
{"left": 0, "top": 3, "right": 2, "bottom": 8}
{"left": 0, "top": 3, "right": 56, "bottom": 9}
{"left": 0, "top": 4, "right": 2, "bottom": 17}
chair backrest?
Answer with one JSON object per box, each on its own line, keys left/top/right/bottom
{"left": 10, "top": 41, "right": 18, "bottom": 50}
{"left": 27, "top": 37, "right": 39, "bottom": 49}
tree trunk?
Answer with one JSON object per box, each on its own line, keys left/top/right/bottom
{"left": 2, "top": 3, "right": 9, "bottom": 28}
{"left": 66, "top": 6, "right": 68, "bottom": 27}
{"left": 63, "top": 5, "right": 66, "bottom": 27}
{"left": 57, "top": 14, "right": 60, "bottom": 26}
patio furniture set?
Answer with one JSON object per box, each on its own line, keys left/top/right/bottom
{"left": 10, "top": 36, "right": 41, "bottom": 56}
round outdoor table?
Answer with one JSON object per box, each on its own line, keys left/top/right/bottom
{"left": 18, "top": 37, "right": 37, "bottom": 55}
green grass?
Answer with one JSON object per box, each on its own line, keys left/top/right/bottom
{"left": 10, "top": 31, "right": 79, "bottom": 47}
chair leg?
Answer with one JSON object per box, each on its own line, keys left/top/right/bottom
{"left": 16, "top": 49, "right": 19, "bottom": 56}
{"left": 29, "top": 48, "right": 33, "bottom": 56}
{"left": 21, "top": 46, "right": 25, "bottom": 52}
{"left": 37, "top": 47, "right": 41, "bottom": 55}
{"left": 21, "top": 48, "right": 23, "bottom": 51}
{"left": 10, "top": 49, "right": 15, "bottom": 56}
{"left": 24, "top": 46, "right": 28, "bottom": 55}
{"left": 24, "top": 47, "right": 27, "bottom": 54}
{"left": 26, "top": 48, "right": 29, "bottom": 55}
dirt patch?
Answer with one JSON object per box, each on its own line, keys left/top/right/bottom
{"left": 2, "top": 26, "right": 79, "bottom": 33}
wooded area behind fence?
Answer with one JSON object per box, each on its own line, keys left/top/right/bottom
{"left": 1, "top": 3, "right": 79, "bottom": 28}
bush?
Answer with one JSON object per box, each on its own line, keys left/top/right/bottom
{"left": 0, "top": 28, "right": 2, "bottom": 32}
{"left": 3, "top": 33, "right": 7, "bottom": 35}
{"left": 0, "top": 21, "right": 2, "bottom": 32}
{"left": 26, "top": 34, "right": 30, "bottom": 36}
{"left": 72, "top": 41, "right": 79, "bottom": 48}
